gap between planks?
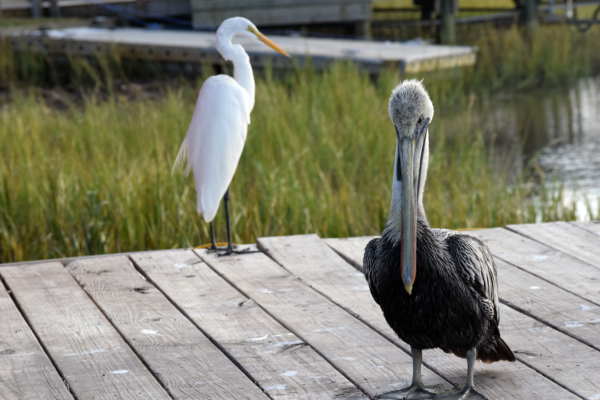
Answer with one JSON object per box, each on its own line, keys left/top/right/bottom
{"left": 506, "top": 222, "right": 600, "bottom": 270}
{"left": 468, "top": 228, "right": 600, "bottom": 308}
{"left": 0, "top": 277, "right": 75, "bottom": 400}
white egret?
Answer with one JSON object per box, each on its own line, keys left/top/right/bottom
{"left": 173, "top": 17, "right": 289, "bottom": 255}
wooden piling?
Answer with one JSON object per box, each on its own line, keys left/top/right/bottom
{"left": 31, "top": 0, "right": 40, "bottom": 18}
{"left": 50, "top": 0, "right": 60, "bottom": 17}
{"left": 439, "top": 0, "right": 456, "bottom": 44}
{"left": 523, "top": 0, "right": 539, "bottom": 30}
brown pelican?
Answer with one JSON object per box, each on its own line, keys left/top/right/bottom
{"left": 364, "top": 80, "right": 515, "bottom": 400}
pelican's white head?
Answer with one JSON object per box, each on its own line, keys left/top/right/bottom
{"left": 386, "top": 79, "right": 434, "bottom": 295}
{"left": 216, "top": 17, "right": 289, "bottom": 61}
{"left": 389, "top": 79, "right": 434, "bottom": 137}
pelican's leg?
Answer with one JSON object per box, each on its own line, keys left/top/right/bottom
{"left": 223, "top": 188, "right": 233, "bottom": 255}
{"left": 436, "top": 348, "right": 487, "bottom": 400}
{"left": 377, "top": 348, "right": 440, "bottom": 399}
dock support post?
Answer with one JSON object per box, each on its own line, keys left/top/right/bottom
{"left": 50, "top": 0, "right": 60, "bottom": 17}
{"left": 522, "top": 0, "right": 538, "bottom": 31}
{"left": 31, "top": 0, "right": 41, "bottom": 18}
{"left": 439, "top": 0, "right": 456, "bottom": 44}
{"left": 136, "top": 0, "right": 146, "bottom": 13}
{"left": 354, "top": 20, "right": 371, "bottom": 39}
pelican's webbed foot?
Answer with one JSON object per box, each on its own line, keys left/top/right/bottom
{"left": 436, "top": 347, "right": 487, "bottom": 400}
{"left": 377, "top": 347, "right": 441, "bottom": 399}
{"left": 377, "top": 383, "right": 440, "bottom": 399}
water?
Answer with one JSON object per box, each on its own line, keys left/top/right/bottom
{"left": 474, "top": 76, "right": 600, "bottom": 221}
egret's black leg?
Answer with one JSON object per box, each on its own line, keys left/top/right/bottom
{"left": 215, "top": 188, "right": 259, "bottom": 256}
{"left": 210, "top": 221, "right": 217, "bottom": 250}
{"left": 377, "top": 348, "right": 440, "bottom": 399}
{"left": 223, "top": 188, "right": 233, "bottom": 255}
{"left": 437, "top": 348, "right": 487, "bottom": 400}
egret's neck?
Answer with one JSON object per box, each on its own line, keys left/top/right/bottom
{"left": 216, "top": 30, "right": 255, "bottom": 111}
{"left": 386, "top": 136, "right": 429, "bottom": 240}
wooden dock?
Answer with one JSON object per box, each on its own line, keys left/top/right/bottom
{"left": 1, "top": 221, "right": 600, "bottom": 399}
{"left": 6, "top": 27, "right": 477, "bottom": 74}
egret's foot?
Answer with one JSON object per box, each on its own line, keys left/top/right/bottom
{"left": 204, "top": 246, "right": 227, "bottom": 254}
{"left": 232, "top": 247, "right": 261, "bottom": 255}
{"left": 436, "top": 386, "right": 487, "bottom": 400}
{"left": 377, "top": 383, "right": 440, "bottom": 399}
{"left": 215, "top": 245, "right": 261, "bottom": 257}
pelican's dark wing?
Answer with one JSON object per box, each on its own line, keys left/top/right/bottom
{"left": 364, "top": 238, "right": 381, "bottom": 305}
{"left": 444, "top": 231, "right": 515, "bottom": 363}
{"left": 444, "top": 232, "right": 499, "bottom": 324}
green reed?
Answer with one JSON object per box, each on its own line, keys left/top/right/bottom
{"left": 1, "top": 23, "right": 598, "bottom": 262}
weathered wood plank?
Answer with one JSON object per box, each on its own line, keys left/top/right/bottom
{"left": 259, "top": 234, "right": 581, "bottom": 400}
{"left": 130, "top": 250, "right": 364, "bottom": 399}
{"left": 66, "top": 255, "right": 267, "bottom": 400}
{"left": 324, "top": 236, "right": 374, "bottom": 272}
{"left": 500, "top": 304, "right": 600, "bottom": 400}
{"left": 196, "top": 246, "right": 451, "bottom": 398}
{"left": 9, "top": 27, "right": 476, "bottom": 75}
{"left": 495, "top": 257, "right": 600, "bottom": 352}
{"left": 507, "top": 221, "right": 600, "bottom": 269}
{"left": 0, "top": 263, "right": 170, "bottom": 400}
{"left": 326, "top": 235, "right": 600, "bottom": 393}
{"left": 468, "top": 228, "right": 600, "bottom": 306}
{"left": 327, "top": 236, "right": 600, "bottom": 352}
{"left": 324, "top": 236, "right": 378, "bottom": 271}
{"left": 570, "top": 221, "right": 600, "bottom": 237}
{"left": 0, "top": 282, "right": 74, "bottom": 400}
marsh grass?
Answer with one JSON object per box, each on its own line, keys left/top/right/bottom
{"left": 1, "top": 23, "right": 599, "bottom": 262}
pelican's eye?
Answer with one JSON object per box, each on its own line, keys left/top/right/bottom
{"left": 417, "top": 116, "right": 424, "bottom": 125}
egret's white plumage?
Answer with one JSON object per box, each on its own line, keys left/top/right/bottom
{"left": 173, "top": 17, "right": 288, "bottom": 224}
{"left": 174, "top": 75, "right": 250, "bottom": 221}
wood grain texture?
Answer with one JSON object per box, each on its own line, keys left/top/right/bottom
{"left": 0, "top": 262, "right": 170, "bottom": 400}
{"left": 197, "top": 246, "right": 450, "bottom": 398}
{"left": 130, "top": 250, "right": 364, "bottom": 400}
{"left": 570, "top": 221, "right": 600, "bottom": 237}
{"left": 327, "top": 236, "right": 600, "bottom": 352}
{"left": 500, "top": 304, "right": 600, "bottom": 400}
{"left": 495, "top": 257, "right": 600, "bottom": 352}
{"left": 507, "top": 221, "right": 600, "bottom": 269}
{"left": 67, "top": 255, "right": 267, "bottom": 400}
{"left": 324, "top": 236, "right": 378, "bottom": 272}
{"left": 265, "top": 234, "right": 580, "bottom": 400}
{"left": 0, "top": 282, "right": 73, "bottom": 400}
{"left": 11, "top": 27, "right": 475, "bottom": 76}
{"left": 468, "top": 228, "right": 600, "bottom": 306}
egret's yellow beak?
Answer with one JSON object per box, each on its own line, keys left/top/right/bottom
{"left": 247, "top": 26, "right": 290, "bottom": 57}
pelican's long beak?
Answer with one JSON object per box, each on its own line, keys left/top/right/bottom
{"left": 397, "top": 119, "right": 429, "bottom": 295}
{"left": 248, "top": 26, "right": 290, "bottom": 57}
